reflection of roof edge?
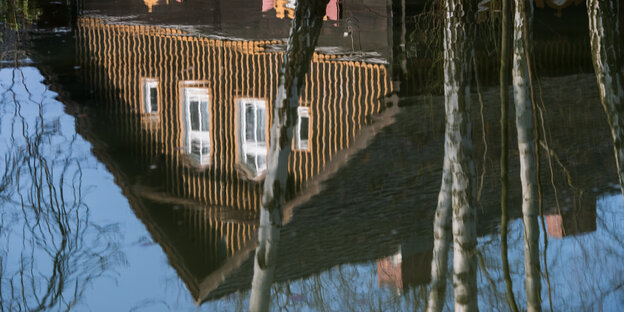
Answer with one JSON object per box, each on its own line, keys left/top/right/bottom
{"left": 72, "top": 120, "right": 207, "bottom": 299}
{"left": 282, "top": 104, "right": 400, "bottom": 224}
{"left": 78, "top": 16, "right": 282, "bottom": 54}
{"left": 132, "top": 185, "right": 259, "bottom": 225}
{"left": 70, "top": 91, "right": 398, "bottom": 306}
{"left": 195, "top": 240, "right": 257, "bottom": 305}
{"left": 78, "top": 16, "right": 390, "bottom": 64}
{"left": 44, "top": 91, "right": 234, "bottom": 301}
{"left": 195, "top": 102, "right": 401, "bottom": 304}
{"left": 65, "top": 17, "right": 396, "bottom": 303}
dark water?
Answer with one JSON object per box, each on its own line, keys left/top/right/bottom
{"left": 1, "top": 0, "right": 624, "bottom": 311}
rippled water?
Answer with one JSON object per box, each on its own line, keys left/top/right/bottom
{"left": 1, "top": 0, "right": 624, "bottom": 311}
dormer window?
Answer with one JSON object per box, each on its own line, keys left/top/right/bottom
{"left": 142, "top": 78, "right": 159, "bottom": 114}
{"left": 238, "top": 98, "right": 267, "bottom": 178}
{"left": 295, "top": 106, "right": 310, "bottom": 151}
{"left": 182, "top": 87, "right": 211, "bottom": 166}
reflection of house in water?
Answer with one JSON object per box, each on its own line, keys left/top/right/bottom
{"left": 77, "top": 16, "right": 390, "bottom": 303}
{"left": 69, "top": 5, "right": 620, "bottom": 305}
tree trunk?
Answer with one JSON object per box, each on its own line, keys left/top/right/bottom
{"left": 249, "top": 1, "right": 329, "bottom": 311}
{"left": 443, "top": 1, "right": 478, "bottom": 311}
{"left": 588, "top": 0, "right": 624, "bottom": 199}
{"left": 500, "top": 0, "right": 519, "bottom": 310}
{"left": 427, "top": 135, "right": 452, "bottom": 312}
{"left": 512, "top": 1, "right": 541, "bottom": 311}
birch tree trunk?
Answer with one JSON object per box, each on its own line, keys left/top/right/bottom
{"left": 512, "top": 1, "right": 541, "bottom": 311}
{"left": 499, "top": 0, "right": 520, "bottom": 310}
{"left": 588, "top": 0, "right": 624, "bottom": 199}
{"left": 443, "top": 1, "right": 478, "bottom": 311}
{"left": 427, "top": 135, "right": 452, "bottom": 312}
{"left": 249, "top": 1, "right": 329, "bottom": 311}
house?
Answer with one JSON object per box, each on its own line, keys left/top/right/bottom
{"left": 40, "top": 2, "right": 616, "bottom": 304}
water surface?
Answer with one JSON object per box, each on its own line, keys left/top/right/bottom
{"left": 1, "top": 0, "right": 624, "bottom": 311}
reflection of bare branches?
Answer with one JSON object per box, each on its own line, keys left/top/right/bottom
{"left": 533, "top": 64, "right": 558, "bottom": 312}
{"left": 473, "top": 55, "right": 488, "bottom": 203}
{"left": 586, "top": 281, "right": 624, "bottom": 310}
{"left": 588, "top": 0, "right": 624, "bottom": 199}
{"left": 0, "top": 153, "right": 20, "bottom": 200}
{"left": 539, "top": 140, "right": 581, "bottom": 193}
{"left": 0, "top": 67, "right": 123, "bottom": 311}
{"left": 128, "top": 299, "right": 171, "bottom": 312}
{"left": 270, "top": 264, "right": 427, "bottom": 311}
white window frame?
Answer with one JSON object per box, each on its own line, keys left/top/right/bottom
{"left": 285, "top": 0, "right": 297, "bottom": 9}
{"left": 238, "top": 98, "right": 267, "bottom": 177}
{"left": 142, "top": 78, "right": 159, "bottom": 114}
{"left": 183, "top": 87, "right": 211, "bottom": 166}
{"left": 295, "top": 106, "right": 310, "bottom": 151}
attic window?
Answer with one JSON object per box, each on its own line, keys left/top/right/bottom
{"left": 142, "top": 78, "right": 159, "bottom": 114}
{"left": 295, "top": 106, "right": 310, "bottom": 151}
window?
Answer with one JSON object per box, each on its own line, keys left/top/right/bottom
{"left": 238, "top": 98, "right": 267, "bottom": 177}
{"left": 183, "top": 88, "right": 211, "bottom": 166}
{"left": 295, "top": 106, "right": 310, "bottom": 151}
{"left": 142, "top": 78, "right": 159, "bottom": 114}
{"left": 285, "top": 0, "right": 297, "bottom": 9}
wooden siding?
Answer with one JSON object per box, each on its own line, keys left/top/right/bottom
{"left": 76, "top": 16, "right": 391, "bottom": 299}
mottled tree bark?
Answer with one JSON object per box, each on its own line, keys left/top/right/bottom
{"left": 443, "top": 1, "right": 478, "bottom": 311}
{"left": 427, "top": 135, "right": 452, "bottom": 312}
{"left": 249, "top": 1, "right": 329, "bottom": 311}
{"left": 588, "top": 0, "right": 624, "bottom": 199}
{"left": 499, "top": 0, "right": 519, "bottom": 310}
{"left": 512, "top": 1, "right": 541, "bottom": 311}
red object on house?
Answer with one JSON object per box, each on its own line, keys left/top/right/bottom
{"left": 263, "top": 0, "right": 274, "bottom": 12}
{"left": 377, "top": 257, "right": 403, "bottom": 289}
{"left": 325, "top": 0, "right": 339, "bottom": 21}
{"left": 546, "top": 214, "right": 564, "bottom": 238}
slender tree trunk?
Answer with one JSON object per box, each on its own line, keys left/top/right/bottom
{"left": 427, "top": 134, "right": 452, "bottom": 312}
{"left": 588, "top": 0, "right": 624, "bottom": 199}
{"left": 512, "top": 1, "right": 541, "bottom": 311}
{"left": 500, "top": 0, "right": 520, "bottom": 311}
{"left": 249, "top": 1, "right": 329, "bottom": 311}
{"left": 443, "top": 1, "right": 478, "bottom": 311}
